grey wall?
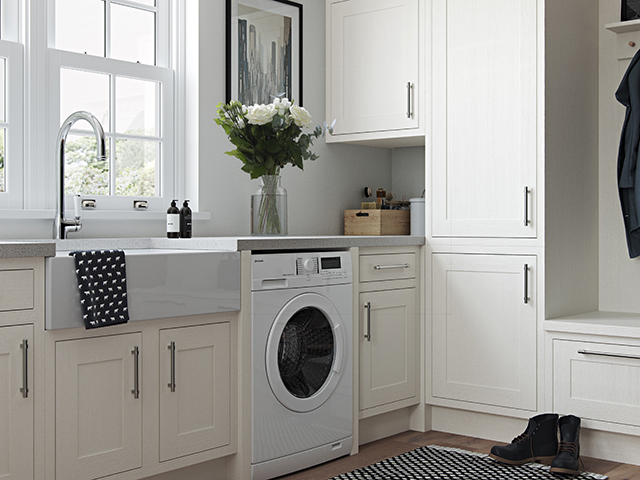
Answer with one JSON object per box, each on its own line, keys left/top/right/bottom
{"left": 192, "top": 0, "right": 394, "bottom": 237}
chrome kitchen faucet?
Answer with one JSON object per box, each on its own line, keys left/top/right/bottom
{"left": 54, "top": 111, "right": 107, "bottom": 239}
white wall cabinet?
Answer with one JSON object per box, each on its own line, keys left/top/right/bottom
{"left": 431, "top": 253, "right": 537, "bottom": 411}
{"left": 358, "top": 248, "right": 420, "bottom": 416}
{"left": 326, "top": 0, "right": 424, "bottom": 147}
{"left": 0, "top": 325, "right": 33, "bottom": 480}
{"left": 431, "top": 0, "right": 537, "bottom": 239}
{"left": 159, "top": 323, "right": 231, "bottom": 462}
{"left": 55, "top": 333, "right": 143, "bottom": 480}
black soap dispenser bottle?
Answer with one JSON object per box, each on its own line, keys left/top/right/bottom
{"left": 167, "top": 199, "right": 180, "bottom": 238}
{"left": 180, "top": 200, "right": 192, "bottom": 238}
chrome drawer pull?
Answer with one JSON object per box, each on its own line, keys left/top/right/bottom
{"left": 364, "top": 302, "right": 371, "bottom": 342}
{"left": 20, "top": 340, "right": 28, "bottom": 398}
{"left": 578, "top": 349, "right": 640, "bottom": 361}
{"left": 407, "top": 82, "right": 413, "bottom": 118}
{"left": 373, "top": 263, "right": 410, "bottom": 270}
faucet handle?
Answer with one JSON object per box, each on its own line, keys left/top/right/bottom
{"left": 73, "top": 195, "right": 82, "bottom": 220}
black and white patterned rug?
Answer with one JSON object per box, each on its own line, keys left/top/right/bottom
{"left": 330, "top": 445, "right": 608, "bottom": 480}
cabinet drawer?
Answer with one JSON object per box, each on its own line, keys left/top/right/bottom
{"left": 553, "top": 339, "right": 640, "bottom": 427}
{"left": 359, "top": 253, "right": 416, "bottom": 283}
{"left": 0, "top": 268, "right": 34, "bottom": 313}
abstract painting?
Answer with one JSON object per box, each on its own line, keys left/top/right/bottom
{"left": 226, "top": 0, "right": 302, "bottom": 106}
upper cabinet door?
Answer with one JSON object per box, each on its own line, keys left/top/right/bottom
{"left": 329, "top": 0, "right": 420, "bottom": 136}
{"left": 432, "top": 0, "right": 538, "bottom": 238}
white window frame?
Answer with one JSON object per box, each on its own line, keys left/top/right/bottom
{"left": 47, "top": 49, "right": 174, "bottom": 212}
{"left": 45, "top": 0, "right": 178, "bottom": 215}
{"left": 0, "top": 40, "right": 24, "bottom": 209}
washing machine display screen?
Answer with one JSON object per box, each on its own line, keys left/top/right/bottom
{"left": 277, "top": 307, "right": 335, "bottom": 398}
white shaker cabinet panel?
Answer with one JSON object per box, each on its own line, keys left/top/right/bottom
{"left": 359, "top": 288, "right": 417, "bottom": 411}
{"left": 328, "top": 0, "right": 421, "bottom": 143}
{"left": 159, "top": 322, "right": 231, "bottom": 462}
{"left": 432, "top": 254, "right": 537, "bottom": 411}
{"left": 553, "top": 340, "right": 640, "bottom": 427}
{"left": 431, "top": 0, "right": 537, "bottom": 238}
{"left": 55, "top": 333, "right": 143, "bottom": 479}
{"left": 0, "top": 325, "right": 33, "bottom": 480}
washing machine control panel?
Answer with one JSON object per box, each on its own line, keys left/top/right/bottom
{"left": 252, "top": 252, "right": 352, "bottom": 290}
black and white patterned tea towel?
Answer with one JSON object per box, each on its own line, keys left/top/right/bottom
{"left": 69, "top": 249, "right": 130, "bottom": 329}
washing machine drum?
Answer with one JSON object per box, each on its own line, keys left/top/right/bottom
{"left": 265, "top": 293, "right": 346, "bottom": 413}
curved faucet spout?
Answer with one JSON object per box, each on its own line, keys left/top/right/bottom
{"left": 55, "top": 111, "right": 107, "bottom": 239}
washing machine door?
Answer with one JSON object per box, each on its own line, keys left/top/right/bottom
{"left": 265, "top": 292, "right": 346, "bottom": 413}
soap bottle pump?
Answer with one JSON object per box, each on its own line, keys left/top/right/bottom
{"left": 167, "top": 199, "right": 180, "bottom": 238}
{"left": 180, "top": 200, "right": 192, "bottom": 238}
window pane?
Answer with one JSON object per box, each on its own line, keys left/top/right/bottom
{"left": 55, "top": 0, "right": 104, "bottom": 57}
{"left": 0, "top": 129, "right": 5, "bottom": 193}
{"left": 115, "top": 140, "right": 157, "bottom": 196}
{"left": 116, "top": 77, "right": 158, "bottom": 136}
{"left": 64, "top": 134, "right": 110, "bottom": 196}
{"left": 60, "top": 68, "right": 110, "bottom": 129}
{"left": 111, "top": 4, "right": 155, "bottom": 65}
{"left": 0, "top": 58, "right": 5, "bottom": 122}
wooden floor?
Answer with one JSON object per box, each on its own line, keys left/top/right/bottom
{"left": 276, "top": 430, "right": 640, "bottom": 480}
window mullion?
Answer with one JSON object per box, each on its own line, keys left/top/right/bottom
{"left": 109, "top": 73, "right": 116, "bottom": 196}
{"left": 104, "top": 0, "right": 111, "bottom": 59}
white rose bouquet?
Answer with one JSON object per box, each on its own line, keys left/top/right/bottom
{"left": 215, "top": 98, "right": 331, "bottom": 179}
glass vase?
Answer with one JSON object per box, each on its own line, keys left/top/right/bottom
{"left": 252, "top": 174, "right": 287, "bottom": 235}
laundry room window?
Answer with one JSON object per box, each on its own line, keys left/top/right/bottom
{"left": 278, "top": 307, "right": 335, "bottom": 399}
{"left": 48, "top": 0, "right": 175, "bottom": 212}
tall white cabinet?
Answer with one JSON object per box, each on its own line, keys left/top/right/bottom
{"left": 431, "top": 0, "right": 537, "bottom": 239}
{"left": 428, "top": 0, "right": 599, "bottom": 421}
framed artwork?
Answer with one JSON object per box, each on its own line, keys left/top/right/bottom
{"left": 622, "top": 0, "right": 640, "bottom": 21}
{"left": 226, "top": 0, "right": 303, "bottom": 106}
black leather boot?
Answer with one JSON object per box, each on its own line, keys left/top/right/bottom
{"left": 489, "top": 413, "right": 559, "bottom": 465}
{"left": 550, "top": 415, "right": 581, "bottom": 476}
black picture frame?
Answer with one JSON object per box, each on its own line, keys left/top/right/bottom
{"left": 622, "top": 0, "right": 640, "bottom": 21}
{"left": 225, "top": 0, "right": 303, "bottom": 106}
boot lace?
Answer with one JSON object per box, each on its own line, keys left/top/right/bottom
{"left": 558, "top": 441, "right": 578, "bottom": 456}
{"left": 511, "top": 433, "right": 528, "bottom": 444}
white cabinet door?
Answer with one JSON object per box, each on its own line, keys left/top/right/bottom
{"left": 159, "top": 323, "right": 231, "bottom": 462}
{"left": 56, "top": 333, "right": 142, "bottom": 479}
{"left": 329, "top": 0, "right": 419, "bottom": 136}
{"left": 432, "top": 254, "right": 536, "bottom": 411}
{"left": 360, "top": 288, "right": 417, "bottom": 411}
{"left": 0, "top": 325, "right": 33, "bottom": 480}
{"left": 432, "top": 0, "right": 537, "bottom": 238}
{"left": 553, "top": 340, "right": 640, "bottom": 427}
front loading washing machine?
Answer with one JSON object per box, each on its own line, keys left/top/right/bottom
{"left": 251, "top": 251, "right": 353, "bottom": 480}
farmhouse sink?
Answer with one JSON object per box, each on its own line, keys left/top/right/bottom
{"left": 45, "top": 247, "right": 240, "bottom": 330}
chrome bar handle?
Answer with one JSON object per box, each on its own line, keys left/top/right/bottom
{"left": 407, "top": 82, "right": 413, "bottom": 118}
{"left": 19, "top": 340, "right": 28, "bottom": 399}
{"left": 364, "top": 302, "right": 371, "bottom": 342}
{"left": 578, "top": 349, "right": 640, "bottom": 361}
{"left": 374, "top": 264, "right": 410, "bottom": 270}
{"left": 168, "top": 342, "right": 176, "bottom": 392}
{"left": 131, "top": 346, "right": 140, "bottom": 399}
{"left": 524, "top": 186, "right": 530, "bottom": 226}
{"left": 523, "top": 264, "right": 530, "bottom": 304}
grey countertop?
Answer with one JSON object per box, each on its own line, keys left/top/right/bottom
{"left": 0, "top": 240, "right": 56, "bottom": 258}
{"left": 0, "top": 235, "right": 425, "bottom": 258}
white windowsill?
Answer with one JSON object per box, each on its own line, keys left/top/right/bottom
{"left": 0, "top": 209, "right": 211, "bottom": 221}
